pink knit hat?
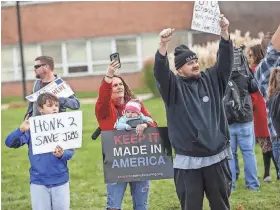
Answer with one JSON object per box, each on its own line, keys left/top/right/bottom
{"left": 125, "top": 100, "right": 141, "bottom": 114}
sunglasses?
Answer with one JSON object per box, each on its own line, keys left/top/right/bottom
{"left": 34, "top": 64, "right": 46, "bottom": 69}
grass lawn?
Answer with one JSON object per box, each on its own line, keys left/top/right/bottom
{"left": 1, "top": 98, "right": 280, "bottom": 210}
{"left": 1, "top": 88, "right": 151, "bottom": 104}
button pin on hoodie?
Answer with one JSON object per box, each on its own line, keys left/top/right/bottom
{"left": 203, "top": 96, "right": 209, "bottom": 102}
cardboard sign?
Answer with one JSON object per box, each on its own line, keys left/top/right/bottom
{"left": 101, "top": 127, "right": 173, "bottom": 183}
{"left": 191, "top": 1, "right": 221, "bottom": 35}
{"left": 26, "top": 78, "right": 74, "bottom": 102}
{"left": 29, "top": 111, "right": 83, "bottom": 155}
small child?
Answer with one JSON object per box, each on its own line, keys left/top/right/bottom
{"left": 115, "top": 99, "right": 153, "bottom": 130}
{"left": 5, "top": 93, "right": 74, "bottom": 210}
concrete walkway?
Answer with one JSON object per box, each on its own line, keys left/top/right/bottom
{"left": 1, "top": 93, "right": 153, "bottom": 110}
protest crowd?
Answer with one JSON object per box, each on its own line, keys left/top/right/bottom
{"left": 3, "top": 2, "right": 280, "bottom": 210}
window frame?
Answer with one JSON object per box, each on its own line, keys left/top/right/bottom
{"left": 1, "top": 31, "right": 193, "bottom": 82}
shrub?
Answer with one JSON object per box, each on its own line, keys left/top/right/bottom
{"left": 142, "top": 56, "right": 160, "bottom": 98}
{"left": 142, "top": 30, "right": 264, "bottom": 95}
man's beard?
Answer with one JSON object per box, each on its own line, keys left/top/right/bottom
{"left": 191, "top": 67, "right": 201, "bottom": 78}
{"left": 35, "top": 74, "right": 41, "bottom": 79}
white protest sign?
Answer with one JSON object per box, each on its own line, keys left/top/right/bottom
{"left": 26, "top": 78, "right": 75, "bottom": 102}
{"left": 191, "top": 1, "right": 221, "bottom": 35}
{"left": 29, "top": 111, "right": 83, "bottom": 155}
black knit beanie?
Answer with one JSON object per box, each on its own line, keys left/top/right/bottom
{"left": 174, "top": 45, "right": 198, "bottom": 70}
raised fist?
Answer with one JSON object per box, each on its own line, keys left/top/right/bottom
{"left": 159, "top": 28, "right": 175, "bottom": 44}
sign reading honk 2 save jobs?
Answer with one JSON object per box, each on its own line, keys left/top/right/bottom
{"left": 191, "top": 1, "right": 221, "bottom": 35}
{"left": 29, "top": 111, "right": 83, "bottom": 155}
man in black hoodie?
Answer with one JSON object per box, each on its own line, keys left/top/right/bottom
{"left": 153, "top": 15, "right": 233, "bottom": 210}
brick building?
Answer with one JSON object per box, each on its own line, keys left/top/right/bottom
{"left": 1, "top": 1, "right": 279, "bottom": 97}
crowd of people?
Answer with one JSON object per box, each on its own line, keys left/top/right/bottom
{"left": 4, "top": 15, "right": 280, "bottom": 210}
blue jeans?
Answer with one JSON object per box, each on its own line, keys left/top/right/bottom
{"left": 228, "top": 121, "right": 260, "bottom": 191}
{"left": 271, "top": 136, "right": 280, "bottom": 177}
{"left": 30, "top": 182, "right": 70, "bottom": 210}
{"left": 106, "top": 181, "right": 149, "bottom": 210}
{"left": 235, "top": 149, "right": 240, "bottom": 175}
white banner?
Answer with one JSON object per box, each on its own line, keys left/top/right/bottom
{"left": 191, "top": 1, "right": 221, "bottom": 35}
{"left": 26, "top": 78, "right": 74, "bottom": 102}
{"left": 29, "top": 111, "right": 83, "bottom": 155}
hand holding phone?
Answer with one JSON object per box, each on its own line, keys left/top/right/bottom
{"left": 106, "top": 60, "right": 120, "bottom": 77}
{"left": 110, "top": 53, "right": 121, "bottom": 68}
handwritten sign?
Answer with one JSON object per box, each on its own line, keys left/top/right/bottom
{"left": 191, "top": 1, "right": 221, "bottom": 35}
{"left": 26, "top": 78, "right": 74, "bottom": 102}
{"left": 29, "top": 111, "right": 83, "bottom": 155}
{"left": 101, "top": 127, "right": 173, "bottom": 183}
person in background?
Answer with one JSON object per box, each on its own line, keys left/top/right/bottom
{"left": 254, "top": 24, "right": 280, "bottom": 180}
{"left": 225, "top": 45, "right": 260, "bottom": 191}
{"left": 267, "top": 67, "right": 280, "bottom": 169}
{"left": 95, "top": 60, "right": 157, "bottom": 210}
{"left": 249, "top": 44, "right": 279, "bottom": 182}
{"left": 26, "top": 56, "right": 80, "bottom": 117}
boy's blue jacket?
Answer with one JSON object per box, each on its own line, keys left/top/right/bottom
{"left": 5, "top": 128, "right": 74, "bottom": 185}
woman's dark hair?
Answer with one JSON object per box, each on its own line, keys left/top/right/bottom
{"left": 268, "top": 67, "right": 280, "bottom": 99}
{"left": 249, "top": 44, "right": 264, "bottom": 65}
{"left": 113, "top": 75, "right": 136, "bottom": 102}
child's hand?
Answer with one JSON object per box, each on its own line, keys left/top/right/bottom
{"left": 53, "top": 145, "right": 64, "bottom": 158}
{"left": 19, "top": 115, "right": 30, "bottom": 133}
{"left": 125, "top": 125, "right": 132, "bottom": 130}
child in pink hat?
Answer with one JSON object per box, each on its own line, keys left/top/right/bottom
{"left": 115, "top": 99, "right": 153, "bottom": 130}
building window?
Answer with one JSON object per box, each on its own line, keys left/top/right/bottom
{"left": 116, "top": 38, "right": 137, "bottom": 59}
{"left": 68, "top": 65, "right": 88, "bottom": 73}
{"left": 120, "top": 62, "right": 139, "bottom": 73}
{"left": 2, "top": 33, "right": 176, "bottom": 82}
{"left": 41, "top": 43, "right": 62, "bottom": 64}
{"left": 141, "top": 33, "right": 159, "bottom": 59}
{"left": 67, "top": 42, "right": 87, "bottom": 63}
{"left": 1, "top": 70, "right": 15, "bottom": 82}
{"left": 66, "top": 41, "right": 88, "bottom": 73}
{"left": 92, "top": 38, "right": 112, "bottom": 62}
{"left": 92, "top": 64, "right": 109, "bottom": 74}
{"left": 41, "top": 43, "right": 63, "bottom": 76}
{"left": 16, "top": 45, "right": 40, "bottom": 80}
{"left": 1, "top": 47, "right": 15, "bottom": 82}
{"left": 1, "top": 47, "right": 13, "bottom": 68}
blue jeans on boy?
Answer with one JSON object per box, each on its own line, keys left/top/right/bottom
{"left": 30, "top": 182, "right": 70, "bottom": 210}
{"left": 271, "top": 136, "right": 280, "bottom": 178}
{"left": 106, "top": 181, "right": 149, "bottom": 210}
{"left": 228, "top": 121, "right": 260, "bottom": 191}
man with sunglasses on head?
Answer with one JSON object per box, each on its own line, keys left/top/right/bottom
{"left": 25, "top": 56, "right": 80, "bottom": 117}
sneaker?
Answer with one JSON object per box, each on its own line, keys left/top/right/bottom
{"left": 263, "top": 176, "right": 272, "bottom": 183}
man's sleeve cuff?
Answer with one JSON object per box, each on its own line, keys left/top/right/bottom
{"left": 156, "top": 50, "right": 168, "bottom": 59}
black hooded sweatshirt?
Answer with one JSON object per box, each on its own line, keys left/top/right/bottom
{"left": 154, "top": 38, "right": 234, "bottom": 157}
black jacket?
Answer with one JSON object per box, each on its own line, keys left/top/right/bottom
{"left": 227, "top": 68, "right": 259, "bottom": 125}
{"left": 268, "top": 92, "right": 280, "bottom": 137}
{"left": 154, "top": 38, "right": 234, "bottom": 157}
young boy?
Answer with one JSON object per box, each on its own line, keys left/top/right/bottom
{"left": 115, "top": 99, "right": 153, "bottom": 130}
{"left": 5, "top": 93, "right": 74, "bottom": 210}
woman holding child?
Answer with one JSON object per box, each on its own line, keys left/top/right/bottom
{"left": 95, "top": 60, "right": 157, "bottom": 210}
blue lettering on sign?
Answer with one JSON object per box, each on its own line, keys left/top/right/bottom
{"left": 112, "top": 155, "right": 166, "bottom": 168}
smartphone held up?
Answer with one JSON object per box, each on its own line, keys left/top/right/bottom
{"left": 110, "top": 53, "right": 121, "bottom": 68}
